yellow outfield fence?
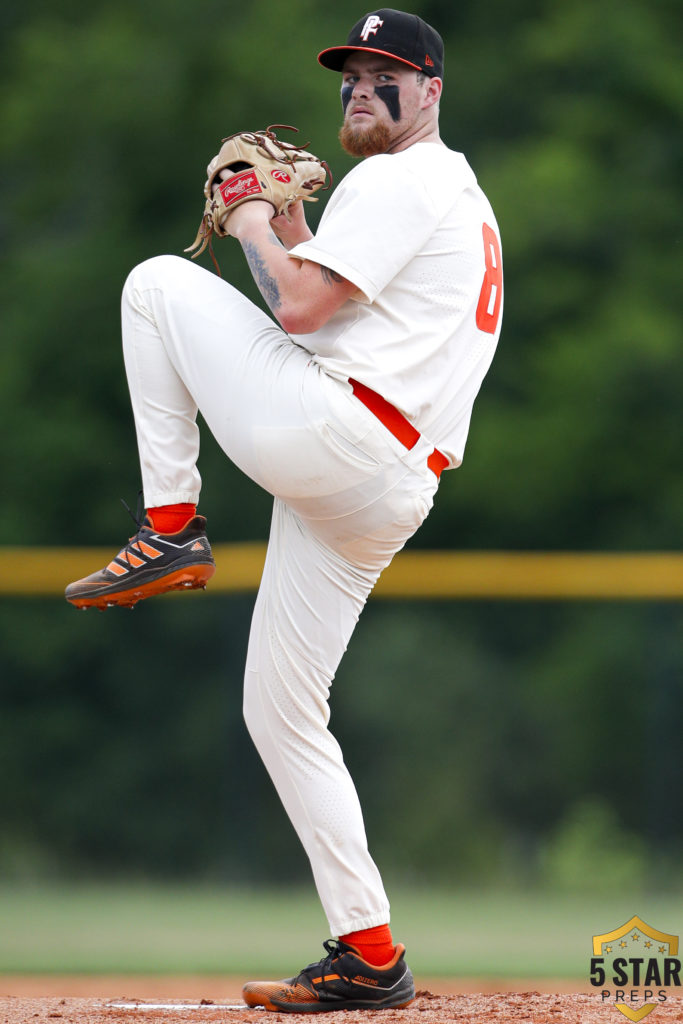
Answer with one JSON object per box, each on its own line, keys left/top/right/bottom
{"left": 0, "top": 546, "right": 682, "bottom": 599}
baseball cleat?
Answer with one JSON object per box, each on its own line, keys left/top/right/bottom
{"left": 65, "top": 515, "right": 215, "bottom": 610}
{"left": 242, "top": 939, "right": 415, "bottom": 1013}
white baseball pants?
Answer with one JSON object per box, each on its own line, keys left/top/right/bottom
{"left": 120, "top": 255, "right": 439, "bottom": 935}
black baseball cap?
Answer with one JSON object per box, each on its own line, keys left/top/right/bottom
{"left": 318, "top": 9, "right": 444, "bottom": 79}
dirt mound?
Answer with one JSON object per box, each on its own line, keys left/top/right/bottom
{"left": 1, "top": 991, "right": 681, "bottom": 1024}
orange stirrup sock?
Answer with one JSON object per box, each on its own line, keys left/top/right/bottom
{"left": 340, "top": 924, "right": 395, "bottom": 967}
{"left": 147, "top": 503, "right": 196, "bottom": 534}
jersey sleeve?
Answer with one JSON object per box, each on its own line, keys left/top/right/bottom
{"left": 288, "top": 155, "right": 442, "bottom": 303}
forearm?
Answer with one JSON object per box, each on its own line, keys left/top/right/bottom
{"left": 235, "top": 220, "right": 303, "bottom": 320}
{"left": 227, "top": 200, "right": 357, "bottom": 334}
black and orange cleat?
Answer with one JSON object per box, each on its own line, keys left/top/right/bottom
{"left": 242, "top": 939, "right": 415, "bottom": 1013}
{"left": 65, "top": 514, "right": 215, "bottom": 610}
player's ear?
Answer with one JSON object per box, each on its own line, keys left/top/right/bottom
{"left": 422, "top": 76, "right": 442, "bottom": 109}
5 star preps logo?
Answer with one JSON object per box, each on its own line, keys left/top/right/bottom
{"left": 590, "top": 916, "right": 680, "bottom": 1021}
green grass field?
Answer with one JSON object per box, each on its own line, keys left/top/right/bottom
{"left": 1, "top": 883, "right": 681, "bottom": 978}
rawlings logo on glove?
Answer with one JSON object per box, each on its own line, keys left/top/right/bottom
{"left": 217, "top": 171, "right": 263, "bottom": 205}
{"left": 185, "top": 124, "right": 331, "bottom": 276}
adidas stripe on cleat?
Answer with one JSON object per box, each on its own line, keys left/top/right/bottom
{"left": 65, "top": 516, "right": 215, "bottom": 609}
{"left": 242, "top": 939, "right": 415, "bottom": 1013}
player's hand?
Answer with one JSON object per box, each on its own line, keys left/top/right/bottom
{"left": 270, "top": 201, "right": 314, "bottom": 249}
{"left": 222, "top": 199, "right": 275, "bottom": 238}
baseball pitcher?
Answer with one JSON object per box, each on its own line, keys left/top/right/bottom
{"left": 66, "top": 8, "right": 503, "bottom": 1012}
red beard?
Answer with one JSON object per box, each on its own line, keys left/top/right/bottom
{"left": 338, "top": 120, "right": 393, "bottom": 157}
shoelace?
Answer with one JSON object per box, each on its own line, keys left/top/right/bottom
{"left": 297, "top": 940, "right": 353, "bottom": 989}
{"left": 120, "top": 490, "right": 145, "bottom": 530}
{"left": 119, "top": 490, "right": 148, "bottom": 568}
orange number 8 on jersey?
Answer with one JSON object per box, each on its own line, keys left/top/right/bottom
{"left": 475, "top": 222, "right": 503, "bottom": 335}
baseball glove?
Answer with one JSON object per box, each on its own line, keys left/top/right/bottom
{"left": 185, "top": 124, "right": 330, "bottom": 275}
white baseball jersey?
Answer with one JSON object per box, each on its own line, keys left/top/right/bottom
{"left": 288, "top": 142, "right": 503, "bottom": 467}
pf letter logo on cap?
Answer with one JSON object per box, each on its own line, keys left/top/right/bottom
{"left": 360, "top": 15, "right": 384, "bottom": 40}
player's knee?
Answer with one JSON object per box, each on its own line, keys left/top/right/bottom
{"left": 122, "top": 255, "right": 187, "bottom": 299}
{"left": 242, "top": 667, "right": 298, "bottom": 753}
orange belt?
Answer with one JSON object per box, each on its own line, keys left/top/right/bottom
{"left": 349, "top": 378, "right": 449, "bottom": 479}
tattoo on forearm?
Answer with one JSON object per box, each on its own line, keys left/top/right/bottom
{"left": 320, "top": 265, "right": 345, "bottom": 286}
{"left": 242, "top": 240, "right": 281, "bottom": 311}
